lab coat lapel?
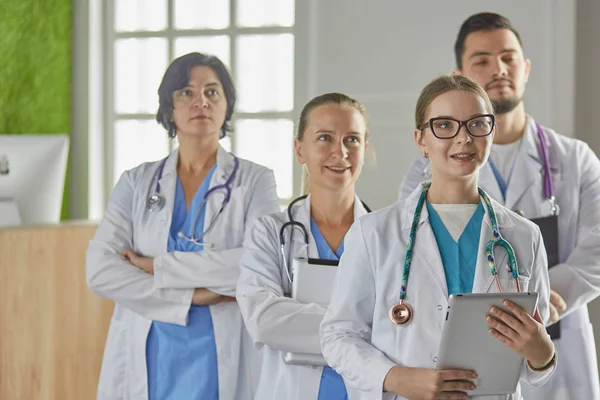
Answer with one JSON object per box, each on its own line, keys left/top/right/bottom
{"left": 471, "top": 211, "right": 496, "bottom": 293}
{"left": 354, "top": 194, "right": 370, "bottom": 218}
{"left": 288, "top": 194, "right": 316, "bottom": 259}
{"left": 155, "top": 149, "right": 179, "bottom": 251}
{"left": 504, "top": 119, "right": 545, "bottom": 210}
{"left": 404, "top": 187, "right": 449, "bottom": 299}
{"left": 472, "top": 195, "right": 512, "bottom": 293}
{"left": 203, "top": 146, "right": 235, "bottom": 244}
{"left": 289, "top": 193, "right": 368, "bottom": 259}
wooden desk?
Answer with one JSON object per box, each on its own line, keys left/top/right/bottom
{"left": 0, "top": 222, "right": 113, "bottom": 399}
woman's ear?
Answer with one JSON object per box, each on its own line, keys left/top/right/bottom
{"left": 414, "top": 129, "right": 428, "bottom": 158}
{"left": 294, "top": 138, "right": 305, "bottom": 164}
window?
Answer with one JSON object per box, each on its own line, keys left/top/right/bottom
{"left": 106, "top": 0, "right": 296, "bottom": 205}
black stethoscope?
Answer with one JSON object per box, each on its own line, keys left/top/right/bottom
{"left": 146, "top": 156, "right": 239, "bottom": 247}
{"left": 279, "top": 195, "right": 371, "bottom": 284}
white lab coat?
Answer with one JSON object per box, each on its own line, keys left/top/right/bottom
{"left": 236, "top": 194, "right": 370, "bottom": 400}
{"left": 398, "top": 117, "right": 600, "bottom": 400}
{"left": 86, "top": 146, "right": 280, "bottom": 400}
{"left": 320, "top": 183, "right": 556, "bottom": 400}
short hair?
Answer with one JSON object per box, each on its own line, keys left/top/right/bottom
{"left": 454, "top": 12, "right": 523, "bottom": 69}
{"left": 156, "top": 52, "right": 236, "bottom": 138}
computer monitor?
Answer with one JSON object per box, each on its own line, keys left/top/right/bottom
{"left": 0, "top": 134, "right": 69, "bottom": 227}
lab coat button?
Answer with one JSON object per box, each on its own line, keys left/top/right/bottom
{"left": 437, "top": 305, "right": 442, "bottom": 310}
{"left": 433, "top": 356, "right": 438, "bottom": 362}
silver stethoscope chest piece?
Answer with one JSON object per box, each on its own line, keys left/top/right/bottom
{"left": 147, "top": 193, "right": 165, "bottom": 212}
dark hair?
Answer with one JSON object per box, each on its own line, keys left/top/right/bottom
{"left": 297, "top": 92, "right": 369, "bottom": 141}
{"left": 156, "top": 52, "right": 236, "bottom": 138}
{"left": 454, "top": 12, "right": 523, "bottom": 69}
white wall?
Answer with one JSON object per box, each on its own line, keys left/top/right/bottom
{"left": 295, "top": 0, "right": 575, "bottom": 209}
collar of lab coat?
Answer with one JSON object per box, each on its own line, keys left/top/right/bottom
{"left": 480, "top": 116, "right": 555, "bottom": 208}
{"left": 160, "top": 144, "right": 235, "bottom": 181}
{"left": 155, "top": 145, "right": 237, "bottom": 239}
{"left": 401, "top": 182, "right": 516, "bottom": 232}
{"left": 288, "top": 193, "right": 371, "bottom": 259}
{"left": 402, "top": 182, "right": 517, "bottom": 295}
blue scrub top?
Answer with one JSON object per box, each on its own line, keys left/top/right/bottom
{"left": 146, "top": 164, "right": 219, "bottom": 400}
{"left": 426, "top": 201, "right": 484, "bottom": 295}
{"left": 310, "top": 218, "right": 349, "bottom": 400}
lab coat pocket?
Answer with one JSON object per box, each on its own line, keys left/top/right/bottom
{"left": 497, "top": 276, "right": 531, "bottom": 293}
{"left": 97, "top": 319, "right": 128, "bottom": 398}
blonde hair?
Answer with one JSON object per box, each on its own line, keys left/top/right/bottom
{"left": 415, "top": 74, "right": 494, "bottom": 131}
{"left": 297, "top": 93, "right": 370, "bottom": 194}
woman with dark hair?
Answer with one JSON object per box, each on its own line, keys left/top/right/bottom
{"left": 87, "top": 52, "right": 279, "bottom": 400}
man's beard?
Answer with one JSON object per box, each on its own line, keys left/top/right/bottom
{"left": 491, "top": 96, "right": 522, "bottom": 115}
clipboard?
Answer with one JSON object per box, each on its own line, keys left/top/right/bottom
{"left": 529, "top": 214, "right": 560, "bottom": 340}
{"left": 284, "top": 257, "right": 338, "bottom": 366}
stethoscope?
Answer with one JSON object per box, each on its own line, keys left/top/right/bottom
{"left": 279, "top": 195, "right": 372, "bottom": 284}
{"left": 146, "top": 156, "right": 239, "bottom": 248}
{"left": 389, "top": 182, "right": 521, "bottom": 326}
{"left": 514, "top": 123, "right": 559, "bottom": 217}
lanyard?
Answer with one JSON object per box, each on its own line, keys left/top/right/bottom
{"left": 489, "top": 123, "right": 554, "bottom": 203}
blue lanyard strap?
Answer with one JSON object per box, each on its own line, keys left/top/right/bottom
{"left": 399, "top": 183, "right": 519, "bottom": 300}
{"left": 488, "top": 158, "right": 512, "bottom": 202}
{"left": 489, "top": 123, "right": 555, "bottom": 207}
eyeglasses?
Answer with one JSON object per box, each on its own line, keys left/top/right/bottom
{"left": 421, "top": 114, "right": 495, "bottom": 139}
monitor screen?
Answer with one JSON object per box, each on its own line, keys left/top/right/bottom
{"left": 0, "top": 134, "right": 69, "bottom": 226}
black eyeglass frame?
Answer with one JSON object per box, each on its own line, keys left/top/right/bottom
{"left": 420, "top": 113, "right": 496, "bottom": 139}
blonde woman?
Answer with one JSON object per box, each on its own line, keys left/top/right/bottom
{"left": 321, "top": 75, "right": 556, "bottom": 400}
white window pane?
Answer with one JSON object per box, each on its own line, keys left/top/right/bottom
{"left": 220, "top": 136, "right": 232, "bottom": 152}
{"left": 174, "top": 0, "right": 229, "bottom": 29}
{"left": 236, "top": 35, "right": 294, "bottom": 112}
{"left": 115, "top": 0, "right": 168, "bottom": 32}
{"left": 174, "top": 36, "right": 231, "bottom": 69}
{"left": 236, "top": 0, "right": 294, "bottom": 27}
{"left": 114, "top": 38, "right": 168, "bottom": 114}
{"left": 234, "top": 119, "right": 293, "bottom": 199}
{"left": 114, "top": 120, "right": 171, "bottom": 184}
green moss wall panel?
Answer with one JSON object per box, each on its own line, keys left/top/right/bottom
{"left": 0, "top": 0, "right": 73, "bottom": 219}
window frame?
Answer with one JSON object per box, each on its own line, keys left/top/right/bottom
{"left": 101, "top": 0, "right": 299, "bottom": 210}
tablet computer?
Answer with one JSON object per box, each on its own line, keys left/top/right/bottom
{"left": 436, "top": 292, "right": 539, "bottom": 396}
